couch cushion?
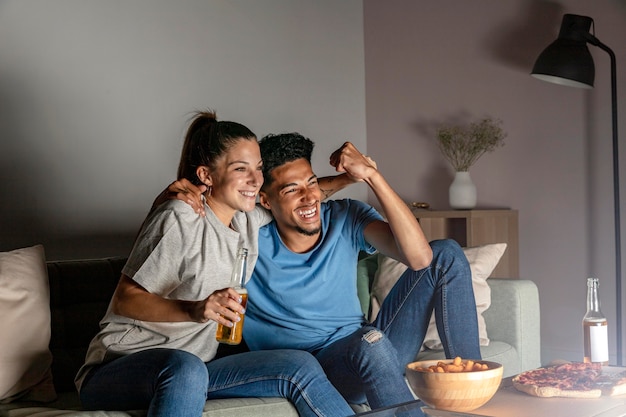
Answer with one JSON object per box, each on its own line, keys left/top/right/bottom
{"left": 47, "top": 257, "right": 126, "bottom": 393}
{"left": 0, "top": 245, "right": 56, "bottom": 404}
{"left": 370, "top": 243, "right": 507, "bottom": 349}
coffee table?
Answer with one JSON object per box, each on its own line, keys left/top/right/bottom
{"left": 422, "top": 371, "right": 626, "bottom": 417}
{"left": 353, "top": 399, "right": 425, "bottom": 416}
{"left": 355, "top": 367, "right": 626, "bottom": 417}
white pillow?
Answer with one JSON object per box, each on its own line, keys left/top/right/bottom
{"left": 0, "top": 245, "right": 56, "bottom": 403}
{"left": 370, "top": 243, "right": 507, "bottom": 349}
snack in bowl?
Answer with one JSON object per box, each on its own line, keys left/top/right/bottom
{"left": 512, "top": 361, "right": 626, "bottom": 398}
{"left": 406, "top": 357, "right": 503, "bottom": 412}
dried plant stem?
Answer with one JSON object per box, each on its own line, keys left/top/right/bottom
{"left": 436, "top": 117, "right": 506, "bottom": 171}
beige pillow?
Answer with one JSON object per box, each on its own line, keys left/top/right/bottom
{"left": 0, "top": 245, "right": 56, "bottom": 403}
{"left": 370, "top": 243, "right": 507, "bottom": 349}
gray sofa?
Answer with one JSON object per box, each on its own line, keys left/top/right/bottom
{"left": 0, "top": 255, "right": 541, "bottom": 417}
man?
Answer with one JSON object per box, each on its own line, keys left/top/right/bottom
{"left": 244, "top": 133, "right": 481, "bottom": 410}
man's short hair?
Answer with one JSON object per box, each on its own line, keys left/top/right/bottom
{"left": 259, "top": 133, "right": 314, "bottom": 188}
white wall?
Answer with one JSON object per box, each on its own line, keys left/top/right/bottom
{"left": 364, "top": 0, "right": 626, "bottom": 365}
{"left": 0, "top": 0, "right": 366, "bottom": 259}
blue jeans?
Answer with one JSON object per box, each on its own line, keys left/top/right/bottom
{"left": 314, "top": 239, "right": 480, "bottom": 411}
{"left": 80, "top": 348, "right": 354, "bottom": 417}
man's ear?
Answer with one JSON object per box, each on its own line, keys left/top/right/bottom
{"left": 259, "top": 191, "right": 271, "bottom": 210}
{"left": 196, "top": 166, "right": 213, "bottom": 186}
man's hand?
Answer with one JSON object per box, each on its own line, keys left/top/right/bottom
{"left": 329, "top": 142, "right": 378, "bottom": 182}
{"left": 152, "top": 178, "right": 207, "bottom": 216}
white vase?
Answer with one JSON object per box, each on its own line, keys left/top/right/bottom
{"left": 449, "top": 171, "right": 477, "bottom": 209}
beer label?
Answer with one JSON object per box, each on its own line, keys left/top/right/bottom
{"left": 590, "top": 325, "right": 609, "bottom": 362}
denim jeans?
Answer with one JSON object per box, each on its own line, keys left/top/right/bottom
{"left": 80, "top": 348, "right": 354, "bottom": 417}
{"left": 314, "top": 239, "right": 480, "bottom": 412}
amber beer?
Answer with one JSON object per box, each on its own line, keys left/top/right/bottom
{"left": 215, "top": 290, "right": 248, "bottom": 345}
{"left": 216, "top": 247, "right": 249, "bottom": 345}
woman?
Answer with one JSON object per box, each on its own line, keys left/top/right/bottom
{"left": 76, "top": 111, "right": 355, "bottom": 417}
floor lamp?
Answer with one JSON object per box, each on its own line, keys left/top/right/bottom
{"left": 531, "top": 13, "right": 622, "bottom": 365}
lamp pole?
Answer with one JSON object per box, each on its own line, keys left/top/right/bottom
{"left": 532, "top": 14, "right": 622, "bottom": 365}
{"left": 576, "top": 29, "right": 621, "bottom": 367}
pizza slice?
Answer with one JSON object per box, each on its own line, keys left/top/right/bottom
{"left": 595, "top": 369, "right": 626, "bottom": 396}
{"left": 512, "top": 362, "right": 603, "bottom": 398}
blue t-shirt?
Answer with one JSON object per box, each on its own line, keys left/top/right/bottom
{"left": 245, "top": 199, "right": 383, "bottom": 352}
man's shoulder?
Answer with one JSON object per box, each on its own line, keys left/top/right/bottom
{"left": 323, "top": 198, "right": 376, "bottom": 216}
{"left": 323, "top": 198, "right": 370, "bottom": 209}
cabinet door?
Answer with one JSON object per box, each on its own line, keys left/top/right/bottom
{"left": 415, "top": 210, "right": 519, "bottom": 278}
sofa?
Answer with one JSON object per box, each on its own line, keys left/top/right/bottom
{"left": 0, "top": 250, "right": 541, "bottom": 417}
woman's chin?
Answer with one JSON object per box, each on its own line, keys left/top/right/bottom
{"left": 238, "top": 201, "right": 258, "bottom": 212}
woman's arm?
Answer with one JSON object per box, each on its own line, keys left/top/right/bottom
{"left": 111, "top": 274, "right": 245, "bottom": 327}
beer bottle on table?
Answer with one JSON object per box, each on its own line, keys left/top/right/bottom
{"left": 215, "top": 247, "right": 248, "bottom": 345}
{"left": 583, "top": 277, "right": 609, "bottom": 365}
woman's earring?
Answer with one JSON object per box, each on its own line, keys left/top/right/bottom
{"left": 208, "top": 186, "right": 212, "bottom": 198}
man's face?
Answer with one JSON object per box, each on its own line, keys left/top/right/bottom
{"left": 260, "top": 158, "right": 322, "bottom": 238}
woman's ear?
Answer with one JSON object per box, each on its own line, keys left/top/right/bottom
{"left": 259, "top": 191, "right": 271, "bottom": 210}
{"left": 196, "top": 166, "right": 212, "bottom": 186}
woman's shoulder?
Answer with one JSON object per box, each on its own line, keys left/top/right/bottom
{"left": 144, "top": 200, "right": 204, "bottom": 231}
{"left": 235, "top": 204, "right": 273, "bottom": 227}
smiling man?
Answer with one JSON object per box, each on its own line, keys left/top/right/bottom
{"left": 244, "top": 133, "right": 481, "bottom": 412}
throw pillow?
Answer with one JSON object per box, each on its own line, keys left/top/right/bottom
{"left": 0, "top": 245, "right": 56, "bottom": 403}
{"left": 370, "top": 243, "right": 507, "bottom": 349}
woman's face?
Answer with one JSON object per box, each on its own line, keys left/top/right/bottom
{"left": 206, "top": 139, "right": 263, "bottom": 218}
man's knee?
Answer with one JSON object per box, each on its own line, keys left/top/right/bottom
{"left": 356, "top": 328, "right": 401, "bottom": 372}
{"left": 362, "top": 328, "right": 384, "bottom": 344}
{"left": 430, "top": 239, "right": 463, "bottom": 256}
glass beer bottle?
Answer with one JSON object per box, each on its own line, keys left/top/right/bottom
{"left": 583, "top": 277, "right": 609, "bottom": 365}
{"left": 215, "top": 247, "right": 248, "bottom": 345}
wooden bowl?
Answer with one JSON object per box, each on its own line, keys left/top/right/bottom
{"left": 406, "top": 359, "right": 503, "bottom": 412}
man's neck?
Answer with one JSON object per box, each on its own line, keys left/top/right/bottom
{"left": 277, "top": 228, "right": 321, "bottom": 254}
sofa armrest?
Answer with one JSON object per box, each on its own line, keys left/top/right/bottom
{"left": 484, "top": 279, "right": 541, "bottom": 372}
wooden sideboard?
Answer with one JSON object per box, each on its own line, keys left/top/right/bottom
{"left": 412, "top": 209, "right": 519, "bottom": 278}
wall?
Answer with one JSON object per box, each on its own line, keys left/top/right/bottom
{"left": 0, "top": 0, "right": 367, "bottom": 260}
{"left": 3, "top": 0, "right": 626, "bottom": 369}
{"left": 363, "top": 0, "right": 626, "bottom": 364}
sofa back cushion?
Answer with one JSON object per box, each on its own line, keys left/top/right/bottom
{"left": 0, "top": 245, "right": 55, "bottom": 403}
{"left": 47, "top": 257, "right": 126, "bottom": 393}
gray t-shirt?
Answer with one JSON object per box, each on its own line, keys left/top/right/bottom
{"left": 75, "top": 200, "right": 271, "bottom": 390}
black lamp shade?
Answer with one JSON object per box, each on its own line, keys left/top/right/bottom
{"left": 531, "top": 14, "right": 595, "bottom": 89}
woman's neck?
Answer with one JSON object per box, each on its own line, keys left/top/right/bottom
{"left": 206, "top": 198, "right": 236, "bottom": 229}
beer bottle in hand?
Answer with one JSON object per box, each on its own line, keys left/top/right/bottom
{"left": 215, "top": 247, "right": 248, "bottom": 345}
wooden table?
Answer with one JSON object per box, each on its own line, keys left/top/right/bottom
{"left": 423, "top": 369, "right": 626, "bottom": 417}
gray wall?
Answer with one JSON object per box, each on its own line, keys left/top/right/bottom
{"left": 364, "top": 0, "right": 626, "bottom": 365}
{"left": 0, "top": 0, "right": 367, "bottom": 260}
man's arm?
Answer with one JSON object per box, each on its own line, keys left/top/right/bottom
{"left": 151, "top": 179, "right": 207, "bottom": 216}
{"left": 317, "top": 173, "right": 357, "bottom": 199}
{"left": 330, "top": 142, "right": 432, "bottom": 270}
{"left": 154, "top": 174, "right": 355, "bottom": 218}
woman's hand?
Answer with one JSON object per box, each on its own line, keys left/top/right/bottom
{"left": 190, "top": 288, "right": 246, "bottom": 327}
{"left": 152, "top": 178, "right": 207, "bottom": 216}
